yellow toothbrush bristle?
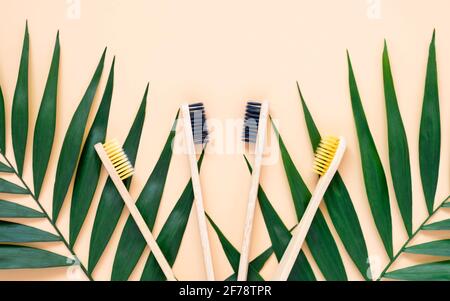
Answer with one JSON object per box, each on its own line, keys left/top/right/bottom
{"left": 103, "top": 139, "right": 134, "bottom": 180}
{"left": 313, "top": 136, "right": 340, "bottom": 176}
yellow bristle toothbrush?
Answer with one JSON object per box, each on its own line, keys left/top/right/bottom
{"left": 181, "top": 102, "right": 215, "bottom": 281}
{"left": 94, "top": 139, "right": 176, "bottom": 281}
{"left": 238, "top": 101, "right": 270, "bottom": 281}
{"left": 271, "top": 136, "right": 346, "bottom": 281}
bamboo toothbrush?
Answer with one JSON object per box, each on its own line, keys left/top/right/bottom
{"left": 94, "top": 139, "right": 176, "bottom": 281}
{"left": 237, "top": 101, "right": 269, "bottom": 281}
{"left": 181, "top": 103, "right": 215, "bottom": 281}
{"left": 271, "top": 136, "right": 346, "bottom": 281}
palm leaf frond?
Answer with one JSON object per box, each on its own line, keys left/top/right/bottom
{"left": 422, "top": 219, "right": 450, "bottom": 230}
{"left": 419, "top": 30, "right": 441, "bottom": 214}
{"left": 0, "top": 245, "right": 73, "bottom": 269}
{"left": 385, "top": 260, "right": 450, "bottom": 281}
{"left": 52, "top": 48, "right": 106, "bottom": 221}
{"left": 0, "top": 221, "right": 60, "bottom": 243}
{"left": 32, "top": 31, "right": 60, "bottom": 199}
{"left": 69, "top": 58, "right": 115, "bottom": 246}
{"left": 383, "top": 42, "right": 413, "bottom": 236}
{"left": 347, "top": 52, "right": 393, "bottom": 259}
{"left": 11, "top": 22, "right": 29, "bottom": 175}
{"left": 0, "top": 200, "right": 45, "bottom": 218}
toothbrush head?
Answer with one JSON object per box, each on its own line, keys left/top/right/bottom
{"left": 313, "top": 136, "right": 342, "bottom": 176}
{"left": 102, "top": 139, "right": 134, "bottom": 180}
{"left": 189, "top": 102, "right": 209, "bottom": 145}
{"left": 242, "top": 102, "right": 262, "bottom": 144}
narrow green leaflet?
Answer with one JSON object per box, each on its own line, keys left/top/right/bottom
{"left": 206, "top": 214, "right": 264, "bottom": 281}
{"left": 347, "top": 52, "right": 393, "bottom": 258}
{"left": 442, "top": 203, "right": 450, "bottom": 208}
{"left": 269, "top": 129, "right": 347, "bottom": 280}
{"left": 140, "top": 151, "right": 205, "bottom": 281}
{"left": 88, "top": 85, "right": 148, "bottom": 273}
{"left": 383, "top": 42, "right": 413, "bottom": 236}
{"left": 419, "top": 31, "right": 441, "bottom": 214}
{"left": 384, "top": 260, "right": 450, "bottom": 281}
{"left": 33, "top": 32, "right": 60, "bottom": 199}
{"left": 0, "top": 221, "right": 60, "bottom": 243}
{"left": 111, "top": 115, "right": 179, "bottom": 281}
{"left": 0, "top": 245, "right": 73, "bottom": 269}
{"left": 0, "top": 179, "right": 28, "bottom": 194}
{"left": 245, "top": 156, "right": 316, "bottom": 281}
{"left": 404, "top": 240, "right": 450, "bottom": 257}
{"left": 69, "top": 59, "right": 115, "bottom": 246}
{"left": 224, "top": 247, "right": 274, "bottom": 281}
{"left": 52, "top": 49, "right": 106, "bottom": 221}
{"left": 297, "top": 83, "right": 371, "bottom": 279}
{"left": 0, "top": 162, "right": 13, "bottom": 173}
{"left": 0, "top": 200, "right": 44, "bottom": 218}
{"left": 249, "top": 247, "right": 273, "bottom": 273}
{"left": 0, "top": 86, "right": 5, "bottom": 153}
{"left": 422, "top": 219, "right": 450, "bottom": 230}
{"left": 11, "top": 23, "right": 29, "bottom": 175}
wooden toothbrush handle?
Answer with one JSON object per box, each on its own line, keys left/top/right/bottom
{"left": 271, "top": 175, "right": 331, "bottom": 281}
{"left": 237, "top": 102, "right": 269, "bottom": 281}
{"left": 181, "top": 105, "right": 215, "bottom": 281}
{"left": 95, "top": 144, "right": 176, "bottom": 281}
{"left": 271, "top": 138, "right": 346, "bottom": 281}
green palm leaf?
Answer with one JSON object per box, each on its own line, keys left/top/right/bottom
{"left": 385, "top": 260, "right": 450, "bottom": 280}
{"left": 11, "top": 22, "right": 29, "bottom": 176}
{"left": 0, "top": 200, "right": 44, "bottom": 218}
{"left": 69, "top": 58, "right": 115, "bottom": 246}
{"left": 140, "top": 151, "right": 205, "bottom": 281}
{"left": 404, "top": 240, "right": 450, "bottom": 257}
{"left": 297, "top": 83, "right": 371, "bottom": 279}
{"left": 269, "top": 127, "right": 347, "bottom": 280}
{"left": 347, "top": 52, "right": 393, "bottom": 258}
{"left": 88, "top": 85, "right": 148, "bottom": 273}
{"left": 249, "top": 247, "right": 273, "bottom": 273}
{"left": 52, "top": 49, "right": 106, "bottom": 221}
{"left": 0, "top": 162, "right": 14, "bottom": 173}
{"left": 111, "top": 114, "right": 178, "bottom": 281}
{"left": 422, "top": 219, "right": 450, "bottom": 230}
{"left": 383, "top": 42, "right": 413, "bottom": 236}
{"left": 0, "top": 221, "right": 60, "bottom": 243}
{"left": 0, "top": 245, "right": 73, "bottom": 269}
{"left": 0, "top": 178, "right": 28, "bottom": 194}
{"left": 32, "top": 32, "right": 60, "bottom": 199}
{"left": 419, "top": 30, "right": 441, "bottom": 214}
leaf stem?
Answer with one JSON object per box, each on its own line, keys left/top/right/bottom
{"left": 376, "top": 196, "right": 450, "bottom": 281}
{"left": 1, "top": 154, "right": 94, "bottom": 281}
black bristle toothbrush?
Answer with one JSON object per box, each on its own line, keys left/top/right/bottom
{"left": 237, "top": 101, "right": 269, "bottom": 281}
{"left": 181, "top": 102, "right": 215, "bottom": 281}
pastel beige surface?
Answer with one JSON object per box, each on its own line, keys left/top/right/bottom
{"left": 0, "top": 0, "right": 449, "bottom": 280}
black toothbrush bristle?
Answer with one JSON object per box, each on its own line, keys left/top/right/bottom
{"left": 189, "top": 102, "right": 209, "bottom": 144}
{"left": 242, "top": 102, "right": 262, "bottom": 143}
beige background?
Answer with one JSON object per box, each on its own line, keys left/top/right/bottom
{"left": 0, "top": 0, "right": 448, "bottom": 281}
